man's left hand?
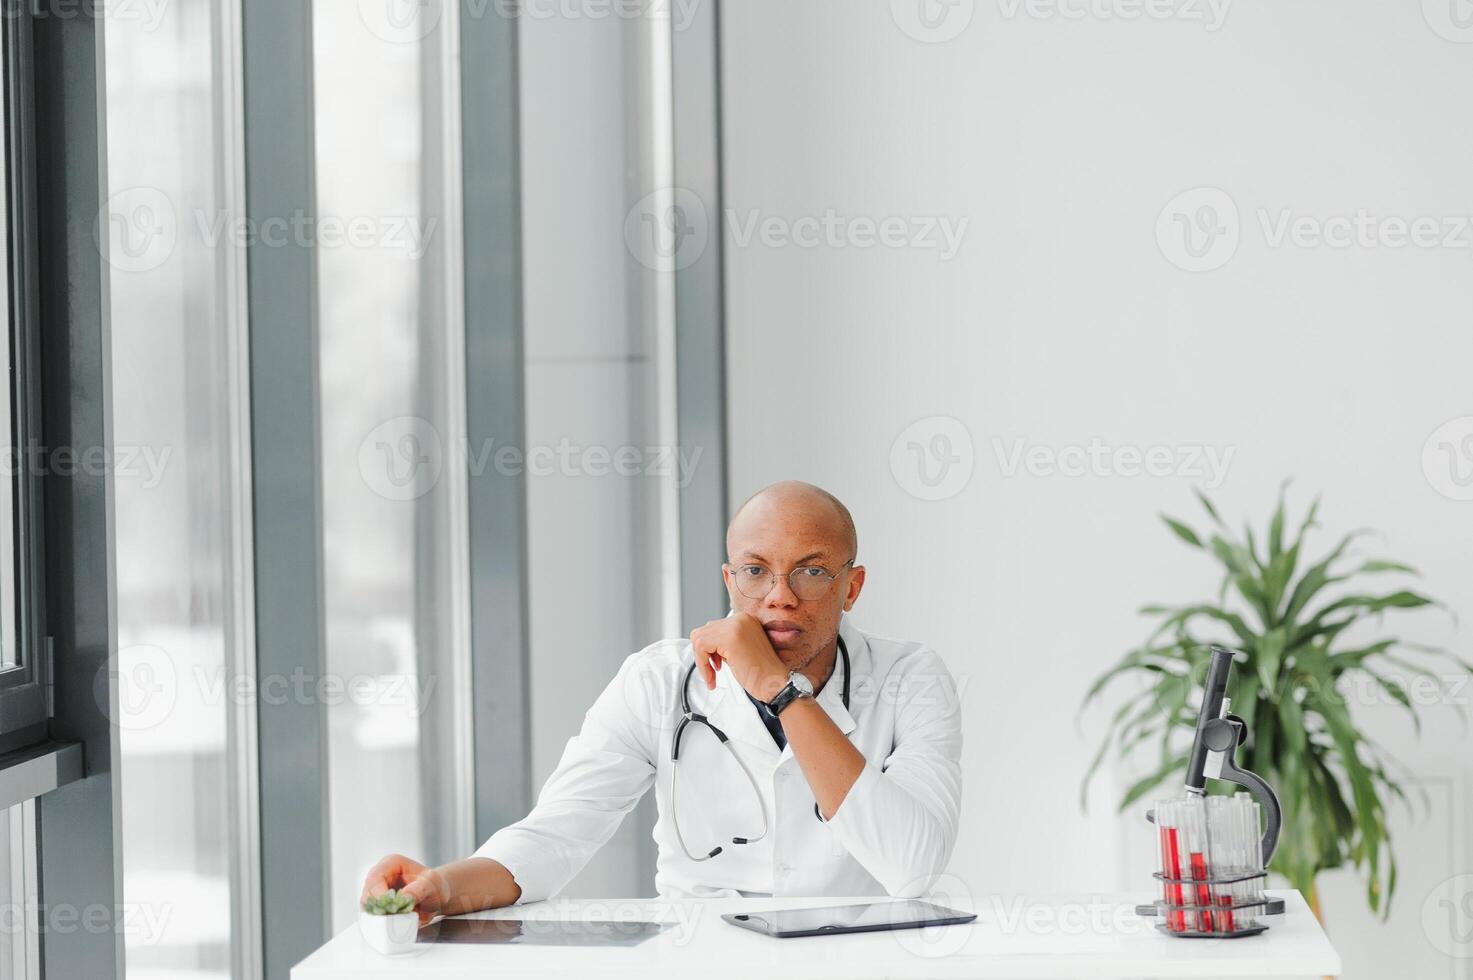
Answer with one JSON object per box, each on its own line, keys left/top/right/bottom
{"left": 689, "top": 613, "right": 789, "bottom": 702}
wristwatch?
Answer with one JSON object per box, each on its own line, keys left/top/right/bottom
{"left": 766, "top": 671, "right": 815, "bottom": 716}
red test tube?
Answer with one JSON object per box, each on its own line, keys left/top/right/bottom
{"left": 1158, "top": 800, "right": 1187, "bottom": 933}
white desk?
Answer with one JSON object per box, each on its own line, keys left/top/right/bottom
{"left": 292, "top": 889, "right": 1340, "bottom": 979}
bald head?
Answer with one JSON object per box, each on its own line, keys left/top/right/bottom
{"left": 726, "top": 481, "right": 857, "bottom": 562}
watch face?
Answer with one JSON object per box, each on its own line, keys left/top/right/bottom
{"left": 790, "top": 672, "right": 815, "bottom": 697}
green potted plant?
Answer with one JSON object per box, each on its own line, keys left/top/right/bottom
{"left": 360, "top": 889, "right": 420, "bottom": 955}
{"left": 1081, "top": 487, "right": 1469, "bottom": 919}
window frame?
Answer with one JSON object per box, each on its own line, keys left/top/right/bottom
{"left": 0, "top": 0, "right": 51, "bottom": 751}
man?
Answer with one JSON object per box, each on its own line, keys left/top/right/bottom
{"left": 362, "top": 481, "right": 962, "bottom": 922}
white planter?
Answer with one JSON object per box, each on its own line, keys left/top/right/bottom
{"left": 359, "top": 910, "right": 420, "bottom": 955}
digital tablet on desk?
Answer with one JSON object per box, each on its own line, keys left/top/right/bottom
{"left": 722, "top": 900, "right": 976, "bottom": 939}
{"left": 424, "top": 917, "right": 668, "bottom": 947}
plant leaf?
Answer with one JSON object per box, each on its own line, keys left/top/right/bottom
{"left": 1162, "top": 515, "right": 1203, "bottom": 549}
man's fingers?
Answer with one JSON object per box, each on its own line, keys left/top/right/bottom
{"left": 361, "top": 854, "right": 419, "bottom": 904}
{"left": 692, "top": 644, "right": 714, "bottom": 690}
{"left": 400, "top": 873, "right": 441, "bottom": 910}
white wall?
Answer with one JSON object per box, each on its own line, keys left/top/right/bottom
{"left": 720, "top": 3, "right": 1473, "bottom": 976}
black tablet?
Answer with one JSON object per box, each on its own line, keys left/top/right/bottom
{"left": 722, "top": 900, "right": 976, "bottom": 939}
{"left": 424, "top": 917, "right": 668, "bottom": 947}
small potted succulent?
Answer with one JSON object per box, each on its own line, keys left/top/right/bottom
{"left": 360, "top": 889, "right": 420, "bottom": 955}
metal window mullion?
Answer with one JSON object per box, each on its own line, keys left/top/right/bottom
{"left": 459, "top": 0, "right": 532, "bottom": 844}
{"left": 241, "top": 0, "right": 330, "bottom": 975}
{"left": 671, "top": 0, "right": 729, "bottom": 631}
{"left": 217, "top": 0, "right": 263, "bottom": 975}
{"left": 419, "top": 5, "right": 476, "bottom": 861}
{"left": 32, "top": 2, "right": 126, "bottom": 977}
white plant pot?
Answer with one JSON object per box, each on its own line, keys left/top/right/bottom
{"left": 359, "top": 910, "right": 420, "bottom": 955}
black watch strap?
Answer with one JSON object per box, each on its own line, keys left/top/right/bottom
{"left": 767, "top": 679, "right": 809, "bottom": 716}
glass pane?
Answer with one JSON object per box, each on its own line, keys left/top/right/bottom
{"left": 104, "top": 0, "right": 238, "bottom": 977}
{"left": 313, "top": 1, "right": 464, "bottom": 933}
{"left": 0, "top": 10, "right": 20, "bottom": 671}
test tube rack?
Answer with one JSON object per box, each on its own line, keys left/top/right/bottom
{"left": 1133, "top": 804, "right": 1284, "bottom": 939}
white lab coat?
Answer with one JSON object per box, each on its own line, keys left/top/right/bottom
{"left": 473, "top": 615, "right": 963, "bottom": 902}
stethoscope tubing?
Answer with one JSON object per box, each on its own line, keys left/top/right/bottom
{"left": 669, "top": 636, "right": 851, "bottom": 862}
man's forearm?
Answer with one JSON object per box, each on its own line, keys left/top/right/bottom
{"left": 434, "top": 857, "right": 522, "bottom": 916}
{"left": 779, "top": 697, "right": 865, "bottom": 819}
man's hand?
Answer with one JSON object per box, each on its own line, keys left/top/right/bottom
{"left": 362, "top": 854, "right": 521, "bottom": 923}
{"left": 690, "top": 612, "right": 789, "bottom": 701}
{"left": 361, "top": 853, "right": 448, "bottom": 926}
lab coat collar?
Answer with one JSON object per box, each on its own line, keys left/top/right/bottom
{"left": 701, "top": 616, "right": 865, "bottom": 755}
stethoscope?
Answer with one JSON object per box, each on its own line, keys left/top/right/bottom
{"left": 669, "top": 636, "right": 851, "bottom": 862}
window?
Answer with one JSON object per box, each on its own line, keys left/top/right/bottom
{"left": 312, "top": 0, "right": 471, "bottom": 931}
{"left": 103, "top": 0, "right": 253, "bottom": 976}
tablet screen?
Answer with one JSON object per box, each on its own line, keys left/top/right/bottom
{"left": 424, "top": 917, "right": 669, "bottom": 947}
{"left": 724, "top": 900, "right": 975, "bottom": 938}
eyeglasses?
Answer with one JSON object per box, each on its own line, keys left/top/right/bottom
{"left": 724, "top": 559, "right": 855, "bottom": 601}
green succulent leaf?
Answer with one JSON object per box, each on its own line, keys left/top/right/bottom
{"left": 362, "top": 889, "right": 418, "bottom": 916}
